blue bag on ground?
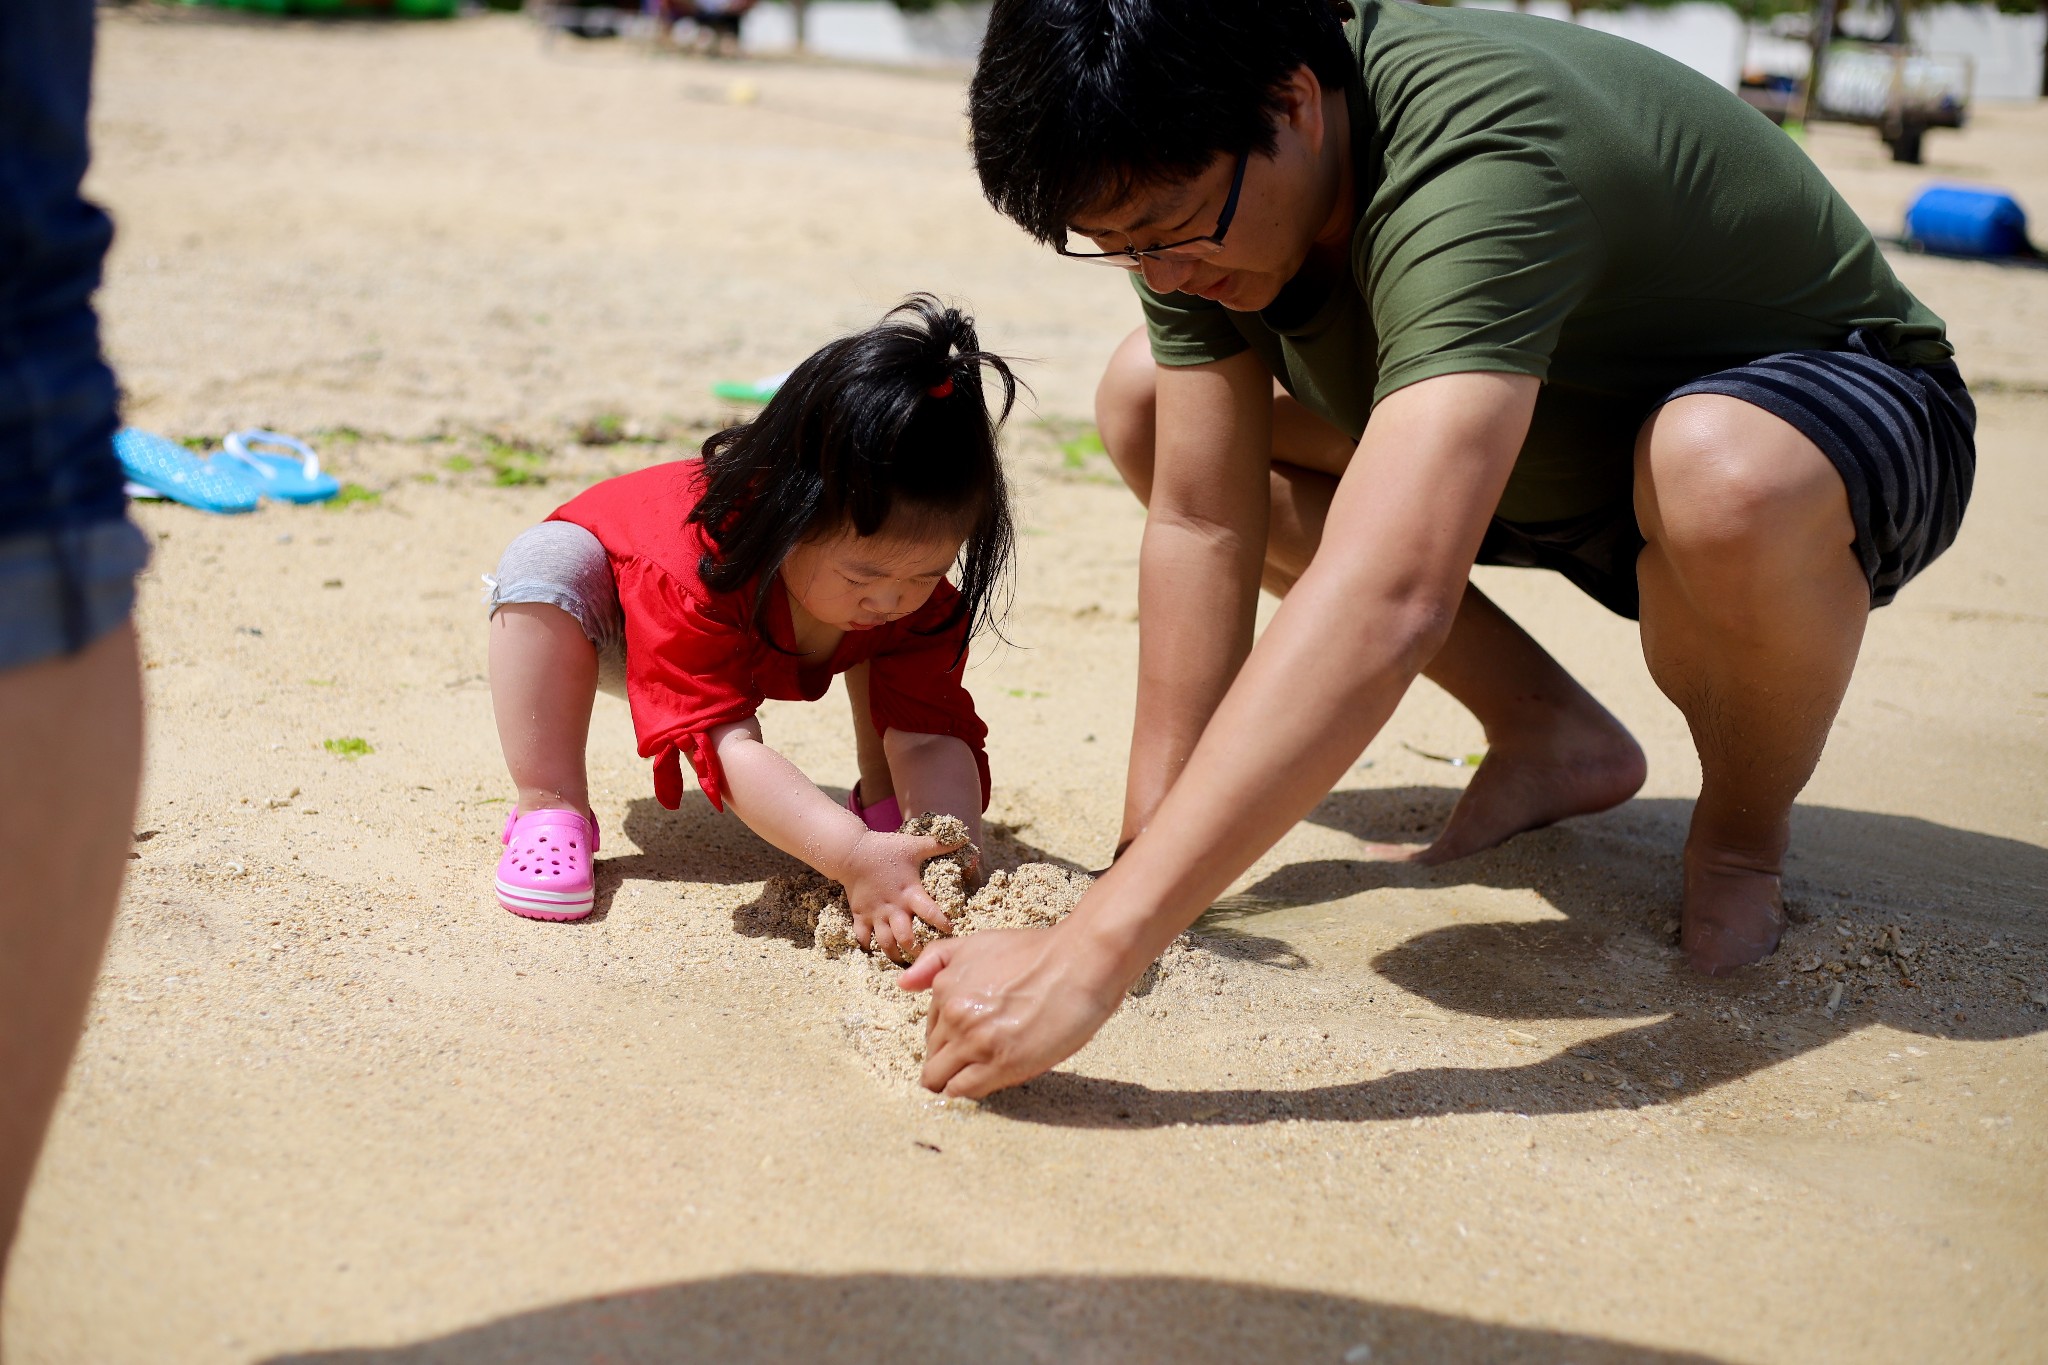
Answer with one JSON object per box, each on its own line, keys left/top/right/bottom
{"left": 1905, "top": 186, "right": 2032, "bottom": 258}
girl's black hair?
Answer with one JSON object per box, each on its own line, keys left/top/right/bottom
{"left": 689, "top": 294, "right": 1019, "bottom": 653}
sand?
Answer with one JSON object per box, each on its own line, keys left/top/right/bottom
{"left": 4, "top": 9, "right": 2046, "bottom": 1364}
{"left": 738, "top": 812, "right": 1215, "bottom": 1080}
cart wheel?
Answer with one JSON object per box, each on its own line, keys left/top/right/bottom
{"left": 1885, "top": 123, "right": 1926, "bottom": 165}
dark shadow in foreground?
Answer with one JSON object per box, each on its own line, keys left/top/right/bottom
{"left": 265, "top": 1271, "right": 1727, "bottom": 1365}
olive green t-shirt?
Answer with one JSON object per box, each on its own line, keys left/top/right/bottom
{"left": 1138, "top": 0, "right": 1951, "bottom": 523}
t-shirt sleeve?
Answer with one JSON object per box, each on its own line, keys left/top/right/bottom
{"left": 613, "top": 557, "right": 762, "bottom": 812}
{"left": 863, "top": 604, "right": 992, "bottom": 811}
{"left": 1133, "top": 272, "right": 1252, "bottom": 368}
{"left": 1361, "top": 142, "right": 1604, "bottom": 403}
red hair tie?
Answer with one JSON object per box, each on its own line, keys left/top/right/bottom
{"left": 927, "top": 376, "right": 954, "bottom": 398}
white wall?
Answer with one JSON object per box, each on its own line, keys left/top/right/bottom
{"left": 1392, "top": 1, "right": 1753, "bottom": 89}
{"left": 729, "top": 1, "right": 2040, "bottom": 104}
{"left": 739, "top": 1, "right": 988, "bottom": 65}
{"left": 1910, "top": 5, "right": 2045, "bottom": 101}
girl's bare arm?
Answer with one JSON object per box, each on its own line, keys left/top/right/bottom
{"left": 708, "top": 718, "right": 964, "bottom": 959}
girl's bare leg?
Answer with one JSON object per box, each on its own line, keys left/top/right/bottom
{"left": 489, "top": 603, "right": 599, "bottom": 819}
{"left": 0, "top": 622, "right": 143, "bottom": 1296}
{"left": 843, "top": 661, "right": 895, "bottom": 805}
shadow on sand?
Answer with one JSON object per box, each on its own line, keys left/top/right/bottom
{"left": 587, "top": 791, "right": 1308, "bottom": 967}
{"left": 265, "top": 1271, "right": 1728, "bottom": 1365}
{"left": 565, "top": 790, "right": 1078, "bottom": 921}
{"left": 983, "top": 787, "right": 2047, "bottom": 1130}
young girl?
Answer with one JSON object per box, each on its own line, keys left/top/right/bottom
{"left": 484, "top": 296, "right": 1015, "bottom": 961}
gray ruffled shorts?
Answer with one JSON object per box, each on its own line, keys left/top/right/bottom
{"left": 483, "top": 520, "right": 629, "bottom": 696}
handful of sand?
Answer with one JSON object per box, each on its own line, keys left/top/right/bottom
{"left": 746, "top": 811, "right": 1091, "bottom": 963}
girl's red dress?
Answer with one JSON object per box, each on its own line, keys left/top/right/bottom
{"left": 549, "top": 460, "right": 990, "bottom": 812}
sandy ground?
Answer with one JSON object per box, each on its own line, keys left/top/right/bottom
{"left": 6, "top": 8, "right": 2047, "bottom": 1363}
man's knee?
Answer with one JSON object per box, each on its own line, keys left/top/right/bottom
{"left": 1636, "top": 395, "right": 1852, "bottom": 573}
{"left": 1095, "top": 328, "right": 1158, "bottom": 505}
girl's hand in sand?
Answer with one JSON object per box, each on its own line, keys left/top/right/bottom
{"left": 898, "top": 924, "right": 1126, "bottom": 1097}
{"left": 840, "top": 827, "right": 965, "bottom": 963}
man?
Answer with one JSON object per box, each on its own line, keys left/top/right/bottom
{"left": 0, "top": 0, "right": 150, "bottom": 1305}
{"left": 899, "top": 0, "right": 1972, "bottom": 1098}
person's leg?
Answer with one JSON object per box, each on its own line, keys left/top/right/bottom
{"left": 490, "top": 603, "right": 599, "bottom": 820}
{"left": 487, "top": 522, "right": 625, "bottom": 824}
{"left": 1097, "top": 329, "right": 1643, "bottom": 859}
{"left": 843, "top": 660, "right": 895, "bottom": 805}
{"left": 0, "top": 621, "right": 143, "bottom": 1293}
{"left": 1634, "top": 395, "right": 1868, "bottom": 974}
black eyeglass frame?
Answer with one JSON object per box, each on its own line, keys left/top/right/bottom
{"left": 1054, "top": 150, "right": 1250, "bottom": 266}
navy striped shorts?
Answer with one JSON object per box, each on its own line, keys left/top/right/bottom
{"left": 1478, "top": 330, "right": 1976, "bottom": 619}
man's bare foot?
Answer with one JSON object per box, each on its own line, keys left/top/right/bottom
{"left": 1411, "top": 707, "right": 1647, "bottom": 866}
{"left": 1680, "top": 838, "right": 1787, "bottom": 975}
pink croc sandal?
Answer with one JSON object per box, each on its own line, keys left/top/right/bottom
{"left": 496, "top": 808, "right": 599, "bottom": 920}
{"left": 846, "top": 782, "right": 901, "bottom": 834}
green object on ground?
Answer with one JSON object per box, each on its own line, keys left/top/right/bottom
{"left": 324, "top": 737, "right": 373, "bottom": 759}
{"left": 712, "top": 370, "right": 791, "bottom": 405}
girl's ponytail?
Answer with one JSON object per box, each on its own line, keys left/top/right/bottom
{"left": 690, "top": 295, "right": 1019, "bottom": 652}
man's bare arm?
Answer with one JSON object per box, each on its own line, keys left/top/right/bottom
{"left": 1086, "top": 372, "right": 1539, "bottom": 967}
{"left": 1119, "top": 349, "right": 1275, "bottom": 850}
{"left": 905, "top": 371, "right": 1541, "bottom": 1097}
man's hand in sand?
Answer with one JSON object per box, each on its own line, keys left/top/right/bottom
{"left": 898, "top": 924, "right": 1125, "bottom": 1097}
{"left": 841, "top": 828, "right": 963, "bottom": 962}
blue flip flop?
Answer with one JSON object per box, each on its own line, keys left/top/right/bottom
{"left": 214, "top": 429, "right": 340, "bottom": 504}
{"left": 114, "top": 428, "right": 262, "bottom": 514}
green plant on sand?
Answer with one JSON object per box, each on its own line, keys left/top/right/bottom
{"left": 481, "top": 437, "right": 548, "bottom": 487}
{"left": 326, "top": 482, "right": 382, "bottom": 509}
{"left": 1059, "top": 427, "right": 1106, "bottom": 470}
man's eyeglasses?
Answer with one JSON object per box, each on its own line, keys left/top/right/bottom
{"left": 1056, "top": 151, "right": 1248, "bottom": 270}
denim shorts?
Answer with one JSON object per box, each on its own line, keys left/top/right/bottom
{"left": 0, "top": 0, "right": 139, "bottom": 669}
{"left": 0, "top": 518, "right": 151, "bottom": 669}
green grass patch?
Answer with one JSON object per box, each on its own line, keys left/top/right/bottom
{"left": 326, "top": 482, "right": 382, "bottom": 509}
{"left": 579, "top": 413, "right": 627, "bottom": 446}
{"left": 323, "top": 736, "right": 373, "bottom": 759}
{"left": 1059, "top": 427, "right": 1106, "bottom": 469}
{"left": 441, "top": 453, "right": 476, "bottom": 474}
{"left": 482, "top": 437, "right": 548, "bottom": 487}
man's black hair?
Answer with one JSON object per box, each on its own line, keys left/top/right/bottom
{"left": 969, "top": 0, "right": 1354, "bottom": 246}
{"left": 690, "top": 294, "right": 1017, "bottom": 652}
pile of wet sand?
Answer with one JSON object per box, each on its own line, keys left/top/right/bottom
{"left": 736, "top": 813, "right": 1225, "bottom": 1082}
